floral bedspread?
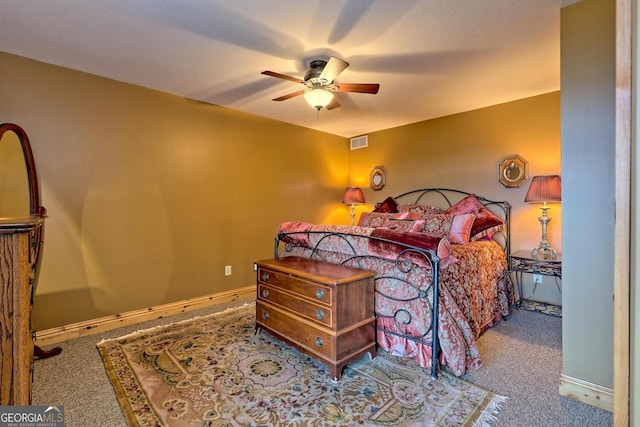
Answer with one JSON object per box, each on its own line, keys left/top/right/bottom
{"left": 276, "top": 221, "right": 510, "bottom": 376}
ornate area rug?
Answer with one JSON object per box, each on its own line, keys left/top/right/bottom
{"left": 97, "top": 304, "right": 507, "bottom": 426}
{"left": 518, "top": 300, "right": 562, "bottom": 317}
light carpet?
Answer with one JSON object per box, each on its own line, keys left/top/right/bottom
{"left": 97, "top": 304, "right": 507, "bottom": 426}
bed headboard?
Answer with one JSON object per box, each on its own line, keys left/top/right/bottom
{"left": 388, "top": 188, "right": 511, "bottom": 255}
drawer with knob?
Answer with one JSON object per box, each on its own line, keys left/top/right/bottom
{"left": 256, "top": 301, "right": 335, "bottom": 359}
{"left": 257, "top": 267, "right": 332, "bottom": 305}
{"left": 258, "top": 282, "right": 332, "bottom": 327}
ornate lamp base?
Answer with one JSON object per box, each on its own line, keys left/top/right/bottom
{"left": 531, "top": 246, "right": 557, "bottom": 260}
{"left": 532, "top": 204, "right": 557, "bottom": 260}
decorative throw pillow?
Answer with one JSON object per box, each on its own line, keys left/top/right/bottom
{"left": 397, "top": 204, "right": 443, "bottom": 215}
{"left": 357, "top": 212, "right": 370, "bottom": 226}
{"left": 360, "top": 211, "right": 423, "bottom": 228}
{"left": 373, "top": 196, "right": 399, "bottom": 213}
{"left": 358, "top": 212, "right": 396, "bottom": 228}
{"left": 444, "top": 195, "right": 504, "bottom": 241}
{"left": 369, "top": 228, "right": 457, "bottom": 269}
{"left": 418, "top": 214, "right": 454, "bottom": 237}
{"left": 447, "top": 213, "right": 476, "bottom": 244}
{"left": 385, "top": 219, "right": 425, "bottom": 232}
{"left": 417, "top": 213, "right": 476, "bottom": 244}
{"left": 391, "top": 211, "right": 422, "bottom": 220}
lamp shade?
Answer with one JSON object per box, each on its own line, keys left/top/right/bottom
{"left": 342, "top": 187, "right": 365, "bottom": 204}
{"left": 304, "top": 89, "right": 334, "bottom": 110}
{"left": 524, "top": 175, "right": 561, "bottom": 203}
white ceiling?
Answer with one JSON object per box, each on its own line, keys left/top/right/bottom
{"left": 1, "top": 0, "right": 574, "bottom": 138}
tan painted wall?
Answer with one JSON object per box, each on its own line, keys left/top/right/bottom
{"left": 0, "top": 52, "right": 349, "bottom": 330}
{"left": 0, "top": 51, "right": 563, "bottom": 331}
{"left": 349, "top": 92, "right": 562, "bottom": 304}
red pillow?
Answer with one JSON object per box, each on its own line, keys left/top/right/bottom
{"left": 373, "top": 196, "right": 399, "bottom": 213}
{"left": 444, "top": 195, "right": 504, "bottom": 241}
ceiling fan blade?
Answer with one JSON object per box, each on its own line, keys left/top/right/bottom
{"left": 261, "top": 71, "right": 304, "bottom": 84}
{"left": 319, "top": 57, "right": 349, "bottom": 82}
{"left": 326, "top": 98, "right": 341, "bottom": 110}
{"left": 273, "top": 90, "right": 305, "bottom": 101}
{"left": 334, "top": 83, "right": 380, "bottom": 94}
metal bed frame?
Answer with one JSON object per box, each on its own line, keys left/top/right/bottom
{"left": 274, "top": 188, "right": 511, "bottom": 379}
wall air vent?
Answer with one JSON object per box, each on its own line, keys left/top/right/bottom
{"left": 350, "top": 135, "right": 368, "bottom": 150}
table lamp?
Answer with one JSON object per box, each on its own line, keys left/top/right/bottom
{"left": 343, "top": 187, "right": 365, "bottom": 225}
{"left": 524, "top": 175, "right": 561, "bottom": 260}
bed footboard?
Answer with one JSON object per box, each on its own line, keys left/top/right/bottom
{"left": 275, "top": 229, "right": 443, "bottom": 379}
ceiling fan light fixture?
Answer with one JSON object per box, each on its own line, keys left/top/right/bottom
{"left": 304, "top": 88, "right": 334, "bottom": 110}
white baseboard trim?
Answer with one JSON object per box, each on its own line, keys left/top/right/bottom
{"left": 559, "top": 372, "right": 613, "bottom": 412}
{"left": 35, "top": 285, "right": 256, "bottom": 346}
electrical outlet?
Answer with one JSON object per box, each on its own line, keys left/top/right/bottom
{"left": 225, "top": 265, "right": 232, "bottom": 276}
{"left": 533, "top": 274, "right": 542, "bottom": 284}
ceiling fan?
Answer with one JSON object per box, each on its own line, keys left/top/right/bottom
{"left": 261, "top": 57, "right": 380, "bottom": 110}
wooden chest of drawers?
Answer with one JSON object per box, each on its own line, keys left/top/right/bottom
{"left": 255, "top": 256, "right": 376, "bottom": 379}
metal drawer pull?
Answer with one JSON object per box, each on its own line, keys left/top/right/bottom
{"left": 262, "top": 272, "right": 270, "bottom": 282}
{"left": 262, "top": 311, "right": 269, "bottom": 320}
{"left": 315, "top": 337, "right": 324, "bottom": 347}
{"left": 315, "top": 289, "right": 325, "bottom": 299}
{"left": 262, "top": 289, "right": 270, "bottom": 298}
{"left": 316, "top": 310, "right": 324, "bottom": 321}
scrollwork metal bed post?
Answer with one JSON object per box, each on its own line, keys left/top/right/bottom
{"left": 430, "top": 254, "right": 440, "bottom": 379}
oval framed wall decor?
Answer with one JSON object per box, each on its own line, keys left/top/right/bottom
{"left": 498, "top": 154, "right": 528, "bottom": 188}
{"left": 370, "top": 167, "right": 386, "bottom": 191}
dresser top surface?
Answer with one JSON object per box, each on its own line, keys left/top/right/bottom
{"left": 256, "top": 256, "right": 374, "bottom": 284}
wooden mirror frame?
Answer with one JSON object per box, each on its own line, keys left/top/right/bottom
{"left": 0, "top": 123, "right": 44, "bottom": 220}
{"left": 0, "top": 123, "right": 59, "bottom": 359}
{"left": 0, "top": 123, "right": 46, "bottom": 266}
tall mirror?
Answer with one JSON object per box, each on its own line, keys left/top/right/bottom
{"left": 0, "top": 129, "right": 30, "bottom": 217}
{"left": 0, "top": 123, "right": 60, "bottom": 358}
